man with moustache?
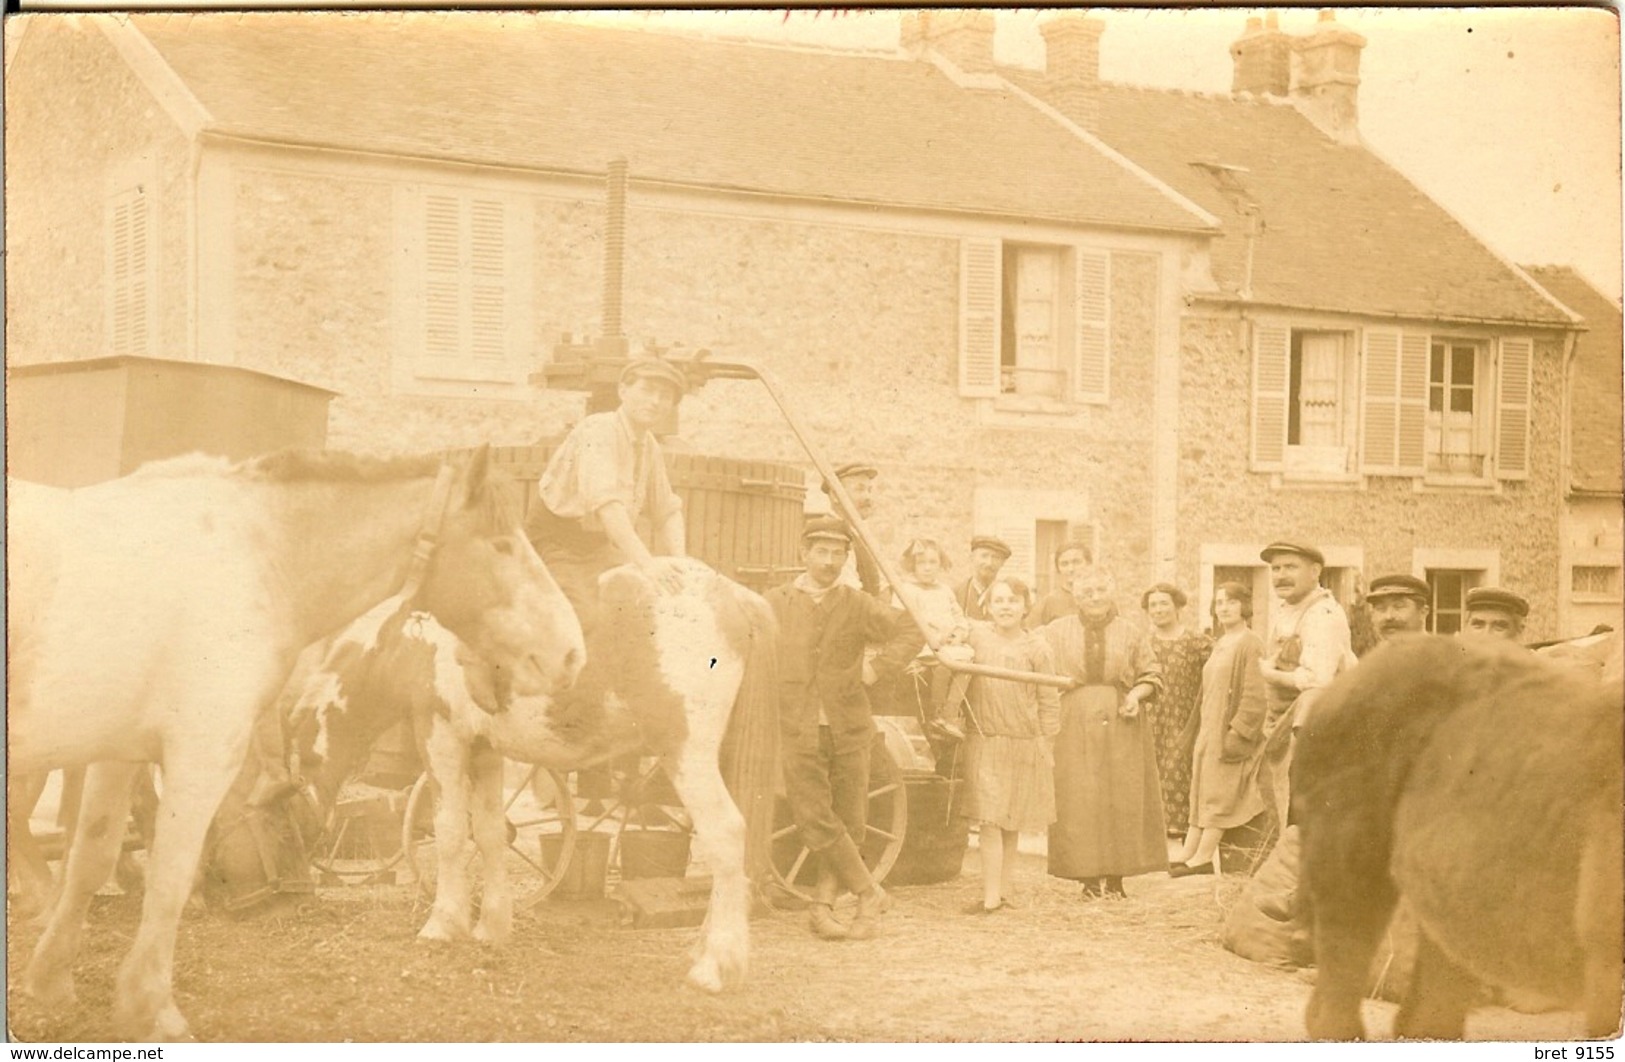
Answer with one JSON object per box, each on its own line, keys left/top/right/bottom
{"left": 765, "top": 515, "right": 901, "bottom": 941}
{"left": 1364, "top": 574, "right": 1432, "bottom": 645}
{"left": 827, "top": 462, "right": 886, "bottom": 599}
{"left": 1257, "top": 541, "right": 1354, "bottom": 836}
{"left": 956, "top": 536, "right": 1014, "bottom": 622}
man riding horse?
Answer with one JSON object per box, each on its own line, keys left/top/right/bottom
{"left": 527, "top": 357, "right": 692, "bottom": 623}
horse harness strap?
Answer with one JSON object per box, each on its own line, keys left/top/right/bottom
{"left": 399, "top": 462, "right": 459, "bottom": 602}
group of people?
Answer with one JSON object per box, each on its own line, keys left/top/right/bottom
{"left": 525, "top": 356, "right": 1537, "bottom": 942}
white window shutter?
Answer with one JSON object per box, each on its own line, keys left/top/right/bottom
{"left": 959, "top": 238, "right": 1001, "bottom": 398}
{"left": 1360, "top": 327, "right": 1403, "bottom": 474}
{"left": 997, "top": 519, "right": 1038, "bottom": 588}
{"left": 1250, "top": 320, "right": 1290, "bottom": 471}
{"left": 109, "top": 189, "right": 151, "bottom": 357}
{"left": 1496, "top": 336, "right": 1534, "bottom": 480}
{"left": 1396, "top": 331, "right": 1429, "bottom": 474}
{"left": 1072, "top": 247, "right": 1110, "bottom": 404}
{"left": 468, "top": 198, "right": 508, "bottom": 362}
{"left": 423, "top": 193, "right": 464, "bottom": 360}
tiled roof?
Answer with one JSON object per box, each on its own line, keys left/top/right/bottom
{"left": 1524, "top": 266, "right": 1623, "bottom": 493}
{"left": 1004, "top": 73, "right": 1574, "bottom": 326}
{"left": 130, "top": 14, "right": 1211, "bottom": 234}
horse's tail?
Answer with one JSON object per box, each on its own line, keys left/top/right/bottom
{"left": 721, "top": 585, "right": 780, "bottom": 889}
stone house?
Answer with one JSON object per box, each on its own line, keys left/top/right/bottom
{"left": 1523, "top": 266, "right": 1624, "bottom": 638}
{"left": 4, "top": 11, "right": 1591, "bottom": 638}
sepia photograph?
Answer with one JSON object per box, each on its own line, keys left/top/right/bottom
{"left": 4, "top": 5, "right": 1622, "bottom": 1046}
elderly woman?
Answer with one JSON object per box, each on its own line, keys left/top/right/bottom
{"left": 1141, "top": 583, "right": 1212, "bottom": 838}
{"left": 1043, "top": 567, "right": 1166, "bottom": 899}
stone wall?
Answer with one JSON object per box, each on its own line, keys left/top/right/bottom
{"left": 1178, "top": 312, "right": 1567, "bottom": 640}
{"left": 6, "top": 17, "right": 193, "bottom": 365}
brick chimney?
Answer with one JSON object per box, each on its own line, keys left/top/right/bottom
{"left": 1039, "top": 15, "right": 1105, "bottom": 131}
{"left": 1229, "top": 12, "right": 1291, "bottom": 97}
{"left": 1290, "top": 10, "right": 1367, "bottom": 143}
{"left": 899, "top": 9, "right": 996, "bottom": 75}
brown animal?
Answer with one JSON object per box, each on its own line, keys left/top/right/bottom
{"left": 1296, "top": 634, "right": 1623, "bottom": 1040}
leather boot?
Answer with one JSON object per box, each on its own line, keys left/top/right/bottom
{"left": 824, "top": 834, "right": 889, "bottom": 940}
{"left": 807, "top": 862, "right": 848, "bottom": 941}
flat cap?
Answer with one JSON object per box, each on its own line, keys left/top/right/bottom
{"left": 1260, "top": 541, "right": 1325, "bottom": 565}
{"left": 832, "top": 462, "right": 879, "bottom": 481}
{"left": 1465, "top": 586, "right": 1529, "bottom": 618}
{"left": 969, "top": 535, "right": 1013, "bottom": 560}
{"left": 802, "top": 514, "right": 853, "bottom": 546}
{"left": 1366, "top": 574, "right": 1431, "bottom": 603}
{"left": 618, "top": 357, "right": 688, "bottom": 395}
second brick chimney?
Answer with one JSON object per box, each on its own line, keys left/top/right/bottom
{"left": 1290, "top": 10, "right": 1367, "bottom": 143}
{"left": 1229, "top": 12, "right": 1292, "bottom": 97}
{"left": 1039, "top": 15, "right": 1105, "bottom": 131}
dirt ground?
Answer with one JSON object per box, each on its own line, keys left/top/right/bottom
{"left": 4, "top": 840, "right": 1594, "bottom": 1044}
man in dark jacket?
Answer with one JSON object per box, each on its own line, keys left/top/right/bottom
{"left": 765, "top": 515, "right": 900, "bottom": 941}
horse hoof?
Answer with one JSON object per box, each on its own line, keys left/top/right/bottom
{"left": 685, "top": 959, "right": 725, "bottom": 994}
{"left": 24, "top": 966, "right": 76, "bottom": 1009}
{"left": 471, "top": 921, "right": 511, "bottom": 948}
{"left": 416, "top": 919, "right": 467, "bottom": 944}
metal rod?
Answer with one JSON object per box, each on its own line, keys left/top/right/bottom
{"left": 687, "top": 358, "right": 1075, "bottom": 691}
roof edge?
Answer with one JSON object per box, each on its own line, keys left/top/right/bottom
{"left": 200, "top": 130, "right": 1215, "bottom": 237}
{"left": 998, "top": 74, "right": 1222, "bottom": 234}
{"left": 1193, "top": 292, "right": 1579, "bottom": 331}
{"left": 99, "top": 14, "right": 212, "bottom": 138}
{"left": 1356, "top": 137, "right": 1584, "bottom": 328}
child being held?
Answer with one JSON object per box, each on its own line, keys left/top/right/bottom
{"left": 895, "top": 538, "right": 974, "bottom": 740}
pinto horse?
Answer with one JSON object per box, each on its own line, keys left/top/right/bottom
{"left": 1296, "top": 635, "right": 1623, "bottom": 1040}
{"left": 8, "top": 447, "right": 585, "bottom": 1040}
{"left": 288, "top": 556, "right": 777, "bottom": 992}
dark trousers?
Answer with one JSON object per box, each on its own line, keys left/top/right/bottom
{"left": 783, "top": 724, "right": 872, "bottom": 853}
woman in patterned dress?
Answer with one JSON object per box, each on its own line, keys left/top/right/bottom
{"left": 1043, "top": 568, "right": 1166, "bottom": 900}
{"left": 1141, "top": 583, "right": 1212, "bottom": 838}
{"left": 959, "top": 577, "right": 1061, "bottom": 914}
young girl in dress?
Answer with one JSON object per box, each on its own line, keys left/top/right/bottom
{"left": 1170, "top": 581, "right": 1268, "bottom": 876}
{"left": 896, "top": 538, "right": 974, "bottom": 739}
{"left": 960, "top": 577, "right": 1061, "bottom": 913}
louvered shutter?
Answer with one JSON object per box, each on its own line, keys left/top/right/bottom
{"left": 1396, "top": 331, "right": 1429, "bottom": 473}
{"left": 468, "top": 198, "right": 507, "bottom": 363}
{"left": 1495, "top": 336, "right": 1533, "bottom": 480}
{"left": 996, "top": 518, "right": 1038, "bottom": 587}
{"left": 959, "top": 238, "right": 1001, "bottom": 398}
{"left": 423, "top": 194, "right": 463, "bottom": 360}
{"left": 1250, "top": 320, "right": 1290, "bottom": 471}
{"left": 109, "top": 190, "right": 150, "bottom": 357}
{"left": 1072, "top": 247, "right": 1110, "bottom": 404}
{"left": 1360, "top": 328, "right": 1403, "bottom": 473}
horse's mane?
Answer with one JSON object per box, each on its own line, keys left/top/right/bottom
{"left": 241, "top": 450, "right": 441, "bottom": 483}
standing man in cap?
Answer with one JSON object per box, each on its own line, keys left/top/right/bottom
{"left": 826, "top": 462, "right": 886, "bottom": 599}
{"left": 529, "top": 357, "right": 691, "bottom": 633}
{"left": 1256, "top": 541, "right": 1354, "bottom": 835}
{"left": 1462, "top": 587, "right": 1530, "bottom": 643}
{"left": 1365, "top": 574, "right": 1432, "bottom": 645}
{"left": 765, "top": 515, "right": 901, "bottom": 941}
{"left": 957, "top": 536, "right": 1014, "bottom": 621}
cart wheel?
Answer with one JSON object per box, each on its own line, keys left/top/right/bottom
{"left": 768, "top": 730, "right": 908, "bottom": 902}
{"left": 308, "top": 783, "right": 411, "bottom": 885}
{"left": 401, "top": 763, "right": 578, "bottom": 912}
{"left": 573, "top": 758, "right": 696, "bottom": 884}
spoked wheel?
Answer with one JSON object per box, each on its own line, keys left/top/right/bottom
{"left": 307, "top": 783, "right": 412, "bottom": 886}
{"left": 769, "top": 728, "right": 908, "bottom": 902}
{"left": 572, "top": 758, "right": 696, "bottom": 883}
{"left": 400, "top": 763, "right": 578, "bottom": 912}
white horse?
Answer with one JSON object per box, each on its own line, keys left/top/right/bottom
{"left": 289, "top": 557, "right": 778, "bottom": 992}
{"left": 8, "top": 447, "right": 585, "bottom": 1040}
